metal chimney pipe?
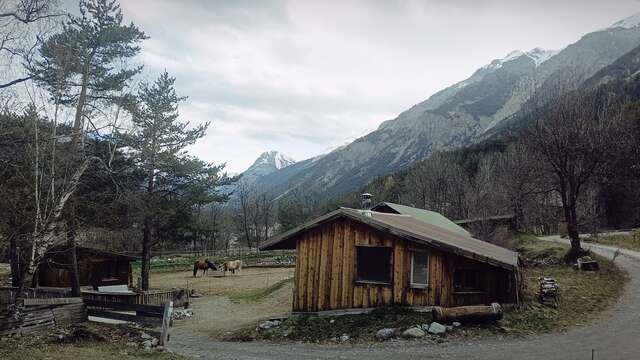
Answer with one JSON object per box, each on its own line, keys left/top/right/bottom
{"left": 361, "top": 193, "right": 372, "bottom": 217}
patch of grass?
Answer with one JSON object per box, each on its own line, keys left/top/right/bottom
{"left": 229, "top": 277, "right": 293, "bottom": 303}
{"left": 500, "top": 236, "right": 629, "bottom": 334}
{"left": 585, "top": 231, "right": 640, "bottom": 252}
{"left": 234, "top": 306, "right": 433, "bottom": 342}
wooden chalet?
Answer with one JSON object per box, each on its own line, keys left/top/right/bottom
{"left": 34, "top": 246, "right": 139, "bottom": 290}
{"left": 261, "top": 204, "right": 520, "bottom": 313}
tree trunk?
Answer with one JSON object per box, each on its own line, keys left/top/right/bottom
{"left": 563, "top": 201, "right": 584, "bottom": 262}
{"left": 67, "top": 215, "right": 81, "bottom": 296}
{"left": 9, "top": 235, "right": 21, "bottom": 287}
{"left": 141, "top": 216, "right": 152, "bottom": 291}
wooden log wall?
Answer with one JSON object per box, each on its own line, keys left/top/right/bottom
{"left": 293, "top": 217, "right": 514, "bottom": 312}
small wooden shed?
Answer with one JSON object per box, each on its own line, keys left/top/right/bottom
{"left": 34, "top": 246, "right": 139, "bottom": 289}
{"left": 261, "top": 206, "right": 519, "bottom": 313}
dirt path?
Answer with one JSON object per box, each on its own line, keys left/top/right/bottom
{"left": 168, "top": 238, "right": 640, "bottom": 359}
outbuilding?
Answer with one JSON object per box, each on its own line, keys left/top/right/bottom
{"left": 34, "top": 246, "right": 139, "bottom": 290}
{"left": 261, "top": 204, "right": 520, "bottom": 313}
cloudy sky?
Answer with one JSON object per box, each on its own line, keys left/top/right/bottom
{"left": 68, "top": 0, "right": 640, "bottom": 173}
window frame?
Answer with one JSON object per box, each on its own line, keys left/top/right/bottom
{"left": 354, "top": 245, "right": 393, "bottom": 285}
{"left": 409, "top": 250, "right": 430, "bottom": 289}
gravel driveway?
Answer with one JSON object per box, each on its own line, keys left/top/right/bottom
{"left": 168, "top": 237, "right": 640, "bottom": 359}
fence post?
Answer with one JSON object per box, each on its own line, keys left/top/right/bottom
{"left": 160, "top": 301, "right": 173, "bottom": 346}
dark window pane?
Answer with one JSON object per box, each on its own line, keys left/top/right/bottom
{"left": 356, "top": 246, "right": 392, "bottom": 283}
{"left": 411, "top": 252, "right": 429, "bottom": 285}
{"left": 454, "top": 268, "right": 484, "bottom": 291}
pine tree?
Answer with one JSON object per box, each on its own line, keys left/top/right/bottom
{"left": 127, "top": 71, "right": 222, "bottom": 290}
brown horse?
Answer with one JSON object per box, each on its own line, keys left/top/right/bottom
{"left": 193, "top": 259, "right": 218, "bottom": 277}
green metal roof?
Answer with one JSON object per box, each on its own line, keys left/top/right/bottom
{"left": 372, "top": 202, "right": 471, "bottom": 237}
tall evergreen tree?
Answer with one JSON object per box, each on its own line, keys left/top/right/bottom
{"left": 127, "top": 71, "right": 222, "bottom": 290}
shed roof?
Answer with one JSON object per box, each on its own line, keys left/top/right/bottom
{"left": 372, "top": 202, "right": 471, "bottom": 237}
{"left": 261, "top": 208, "right": 518, "bottom": 270}
{"left": 44, "top": 245, "right": 140, "bottom": 262}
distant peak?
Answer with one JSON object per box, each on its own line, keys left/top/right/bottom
{"left": 253, "top": 150, "right": 295, "bottom": 170}
{"left": 610, "top": 13, "right": 640, "bottom": 29}
{"left": 482, "top": 48, "right": 558, "bottom": 70}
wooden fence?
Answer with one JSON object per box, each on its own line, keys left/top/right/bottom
{"left": 81, "top": 288, "right": 189, "bottom": 308}
{"left": 0, "top": 297, "right": 87, "bottom": 336}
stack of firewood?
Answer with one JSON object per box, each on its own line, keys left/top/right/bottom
{"left": 538, "top": 277, "right": 559, "bottom": 308}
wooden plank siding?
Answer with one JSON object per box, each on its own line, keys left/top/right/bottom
{"left": 292, "top": 217, "right": 514, "bottom": 312}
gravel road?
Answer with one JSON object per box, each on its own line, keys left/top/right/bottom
{"left": 168, "top": 237, "right": 640, "bottom": 360}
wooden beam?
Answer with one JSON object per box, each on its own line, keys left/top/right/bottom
{"left": 160, "top": 301, "right": 173, "bottom": 346}
{"left": 23, "top": 297, "right": 83, "bottom": 306}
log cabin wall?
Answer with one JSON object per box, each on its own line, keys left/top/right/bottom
{"left": 293, "top": 217, "right": 514, "bottom": 312}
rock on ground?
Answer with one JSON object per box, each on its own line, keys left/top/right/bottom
{"left": 428, "top": 322, "right": 447, "bottom": 335}
{"left": 376, "top": 328, "right": 395, "bottom": 341}
{"left": 402, "top": 327, "right": 426, "bottom": 338}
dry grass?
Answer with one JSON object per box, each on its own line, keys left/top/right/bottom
{"left": 145, "top": 267, "right": 294, "bottom": 296}
{"left": 501, "top": 234, "right": 629, "bottom": 334}
{"left": 0, "top": 322, "right": 187, "bottom": 360}
{"left": 0, "top": 342, "right": 185, "bottom": 360}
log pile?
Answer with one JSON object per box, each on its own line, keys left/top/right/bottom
{"left": 538, "top": 277, "right": 559, "bottom": 308}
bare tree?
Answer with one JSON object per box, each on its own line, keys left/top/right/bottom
{"left": 524, "top": 86, "right": 630, "bottom": 261}
{"left": 0, "top": 0, "right": 61, "bottom": 90}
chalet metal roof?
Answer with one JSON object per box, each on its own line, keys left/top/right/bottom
{"left": 372, "top": 202, "right": 472, "bottom": 237}
{"left": 261, "top": 207, "right": 518, "bottom": 270}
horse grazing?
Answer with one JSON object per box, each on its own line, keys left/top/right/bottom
{"left": 193, "top": 259, "right": 218, "bottom": 277}
{"left": 222, "top": 260, "right": 243, "bottom": 275}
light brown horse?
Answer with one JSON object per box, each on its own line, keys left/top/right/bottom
{"left": 222, "top": 260, "right": 243, "bottom": 275}
{"left": 193, "top": 259, "right": 218, "bottom": 277}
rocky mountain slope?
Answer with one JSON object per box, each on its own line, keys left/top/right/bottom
{"left": 251, "top": 14, "right": 640, "bottom": 200}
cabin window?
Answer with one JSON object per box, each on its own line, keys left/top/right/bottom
{"left": 410, "top": 251, "right": 429, "bottom": 288}
{"left": 356, "top": 246, "right": 392, "bottom": 284}
{"left": 454, "top": 268, "right": 484, "bottom": 292}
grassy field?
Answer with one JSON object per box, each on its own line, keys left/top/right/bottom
{"left": 229, "top": 277, "right": 294, "bottom": 303}
{"left": 500, "top": 234, "right": 629, "bottom": 334}
{"left": 585, "top": 230, "right": 640, "bottom": 252}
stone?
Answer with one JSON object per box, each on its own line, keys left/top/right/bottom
{"left": 126, "top": 342, "right": 137, "bottom": 347}
{"left": 151, "top": 338, "right": 159, "bottom": 346}
{"left": 402, "top": 327, "right": 426, "bottom": 338}
{"left": 375, "top": 328, "right": 395, "bottom": 341}
{"left": 428, "top": 322, "right": 447, "bottom": 335}
{"left": 141, "top": 332, "right": 153, "bottom": 340}
{"left": 420, "top": 323, "right": 431, "bottom": 331}
{"left": 258, "top": 320, "right": 282, "bottom": 330}
{"left": 452, "top": 322, "right": 461, "bottom": 327}
{"left": 339, "top": 334, "right": 350, "bottom": 342}
{"left": 446, "top": 326, "right": 453, "bottom": 331}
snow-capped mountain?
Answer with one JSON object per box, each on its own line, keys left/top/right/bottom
{"left": 241, "top": 151, "right": 295, "bottom": 184}
{"left": 249, "top": 13, "right": 640, "bottom": 200}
